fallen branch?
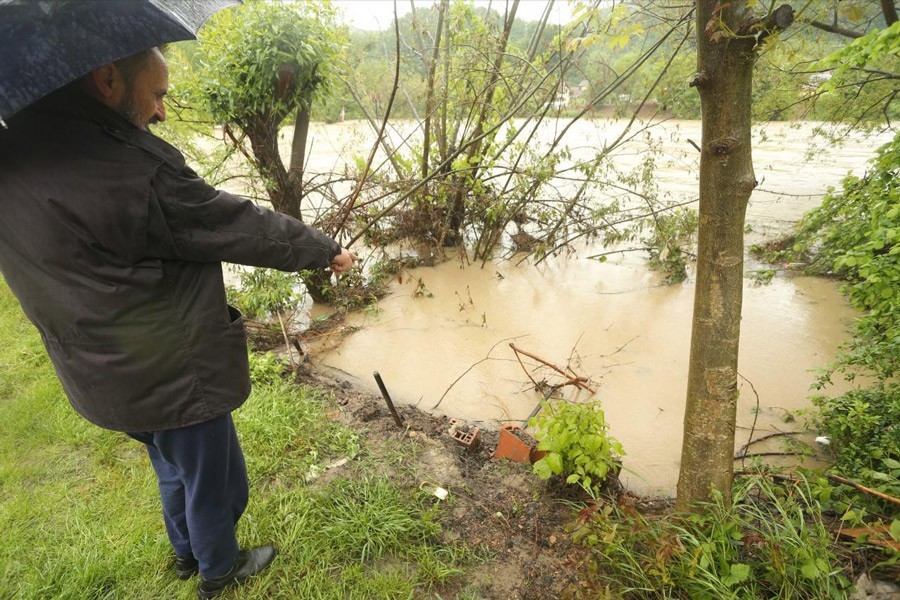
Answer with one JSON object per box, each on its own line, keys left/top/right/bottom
{"left": 512, "top": 346, "right": 541, "bottom": 392}
{"left": 509, "top": 343, "right": 596, "bottom": 395}
{"left": 828, "top": 474, "right": 900, "bottom": 506}
{"left": 734, "top": 451, "right": 806, "bottom": 459}
{"left": 837, "top": 524, "right": 900, "bottom": 551}
{"left": 733, "top": 471, "right": 900, "bottom": 507}
{"left": 735, "top": 430, "right": 807, "bottom": 458}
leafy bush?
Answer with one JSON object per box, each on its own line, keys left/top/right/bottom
{"left": 784, "top": 133, "right": 899, "bottom": 379}
{"left": 529, "top": 400, "right": 624, "bottom": 496}
{"left": 229, "top": 268, "right": 306, "bottom": 321}
{"left": 644, "top": 207, "right": 699, "bottom": 283}
{"left": 248, "top": 351, "right": 288, "bottom": 387}
{"left": 809, "top": 384, "right": 899, "bottom": 477}
{"left": 755, "top": 134, "right": 899, "bottom": 487}
{"left": 227, "top": 267, "right": 307, "bottom": 359}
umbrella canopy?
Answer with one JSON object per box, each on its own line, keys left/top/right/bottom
{"left": 0, "top": 0, "right": 239, "bottom": 123}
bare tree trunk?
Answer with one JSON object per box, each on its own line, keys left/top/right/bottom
{"left": 676, "top": 1, "right": 792, "bottom": 510}
{"left": 246, "top": 121, "right": 304, "bottom": 221}
{"left": 422, "top": 0, "right": 448, "bottom": 179}
{"left": 446, "top": 0, "right": 519, "bottom": 244}
{"left": 289, "top": 104, "right": 310, "bottom": 199}
{"left": 882, "top": 0, "right": 898, "bottom": 26}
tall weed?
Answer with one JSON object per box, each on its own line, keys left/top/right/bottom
{"left": 577, "top": 473, "right": 851, "bottom": 599}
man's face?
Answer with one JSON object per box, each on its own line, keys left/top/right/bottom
{"left": 116, "top": 50, "right": 169, "bottom": 131}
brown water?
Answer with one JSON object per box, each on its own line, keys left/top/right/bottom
{"left": 298, "top": 119, "right": 890, "bottom": 496}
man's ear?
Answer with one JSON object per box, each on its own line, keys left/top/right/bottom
{"left": 88, "top": 64, "right": 119, "bottom": 99}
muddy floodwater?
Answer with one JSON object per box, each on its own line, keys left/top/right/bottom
{"left": 297, "top": 119, "right": 892, "bottom": 497}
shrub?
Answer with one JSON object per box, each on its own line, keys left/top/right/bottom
{"left": 755, "top": 133, "right": 899, "bottom": 484}
{"left": 529, "top": 400, "right": 624, "bottom": 497}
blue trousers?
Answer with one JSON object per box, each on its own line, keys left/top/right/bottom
{"left": 127, "top": 413, "right": 248, "bottom": 578}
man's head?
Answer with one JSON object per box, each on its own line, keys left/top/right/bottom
{"left": 82, "top": 47, "right": 169, "bottom": 131}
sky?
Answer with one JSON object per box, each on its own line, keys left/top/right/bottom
{"left": 333, "top": 1, "right": 576, "bottom": 31}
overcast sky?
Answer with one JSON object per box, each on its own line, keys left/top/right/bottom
{"left": 333, "top": 1, "right": 576, "bottom": 31}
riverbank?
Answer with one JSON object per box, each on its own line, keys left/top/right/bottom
{"left": 294, "top": 364, "right": 626, "bottom": 598}
{"left": 2, "top": 277, "right": 895, "bottom": 598}
{"left": 0, "top": 277, "right": 613, "bottom": 599}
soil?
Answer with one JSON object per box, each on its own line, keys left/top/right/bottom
{"left": 281, "top": 327, "right": 899, "bottom": 599}
{"left": 294, "top": 364, "right": 670, "bottom": 599}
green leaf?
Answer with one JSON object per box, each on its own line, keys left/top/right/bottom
{"left": 727, "top": 563, "right": 751, "bottom": 585}
{"left": 543, "top": 452, "right": 564, "bottom": 475}
{"left": 801, "top": 562, "right": 820, "bottom": 579}
{"left": 532, "top": 459, "right": 553, "bottom": 480}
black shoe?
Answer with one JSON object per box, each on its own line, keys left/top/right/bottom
{"left": 175, "top": 554, "right": 199, "bottom": 580}
{"left": 197, "top": 546, "right": 277, "bottom": 599}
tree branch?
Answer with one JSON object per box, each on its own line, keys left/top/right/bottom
{"left": 828, "top": 474, "right": 900, "bottom": 506}
{"left": 740, "top": 4, "right": 794, "bottom": 40}
{"left": 805, "top": 19, "right": 864, "bottom": 38}
{"left": 854, "top": 67, "right": 900, "bottom": 80}
{"left": 509, "top": 343, "right": 596, "bottom": 395}
{"left": 882, "top": 0, "right": 899, "bottom": 26}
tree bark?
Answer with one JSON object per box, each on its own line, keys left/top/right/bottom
{"left": 882, "top": 0, "right": 898, "bottom": 26}
{"left": 289, "top": 104, "right": 310, "bottom": 200}
{"left": 676, "top": 1, "right": 765, "bottom": 510}
{"left": 422, "top": 0, "right": 448, "bottom": 179}
{"left": 246, "top": 120, "right": 304, "bottom": 221}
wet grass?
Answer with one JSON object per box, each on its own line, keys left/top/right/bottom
{"left": 0, "top": 280, "right": 477, "bottom": 599}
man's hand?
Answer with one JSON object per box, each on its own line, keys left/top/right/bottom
{"left": 330, "top": 248, "right": 357, "bottom": 273}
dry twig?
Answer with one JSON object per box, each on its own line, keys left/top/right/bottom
{"left": 509, "top": 343, "right": 596, "bottom": 395}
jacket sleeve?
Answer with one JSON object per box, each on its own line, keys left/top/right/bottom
{"left": 144, "top": 163, "right": 341, "bottom": 271}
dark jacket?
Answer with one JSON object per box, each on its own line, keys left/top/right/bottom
{"left": 0, "top": 91, "right": 342, "bottom": 432}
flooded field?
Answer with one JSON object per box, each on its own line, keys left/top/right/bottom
{"left": 294, "top": 119, "right": 890, "bottom": 496}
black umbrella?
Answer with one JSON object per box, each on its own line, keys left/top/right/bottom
{"left": 0, "top": 0, "right": 239, "bottom": 125}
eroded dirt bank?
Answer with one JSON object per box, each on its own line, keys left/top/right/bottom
{"left": 296, "top": 366, "right": 667, "bottom": 599}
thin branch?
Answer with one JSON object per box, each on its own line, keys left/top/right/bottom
{"left": 828, "top": 474, "right": 900, "bottom": 506}
{"left": 431, "top": 336, "right": 527, "bottom": 409}
{"left": 276, "top": 311, "right": 296, "bottom": 370}
{"left": 509, "top": 343, "right": 596, "bottom": 395}
{"left": 335, "top": 7, "right": 403, "bottom": 239}
{"left": 738, "top": 372, "right": 762, "bottom": 469}
{"left": 853, "top": 67, "right": 900, "bottom": 80}
{"left": 735, "top": 430, "right": 807, "bottom": 458}
{"left": 735, "top": 451, "right": 806, "bottom": 458}
{"left": 805, "top": 19, "right": 864, "bottom": 38}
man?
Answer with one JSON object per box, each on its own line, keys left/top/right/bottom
{"left": 0, "top": 46, "right": 355, "bottom": 598}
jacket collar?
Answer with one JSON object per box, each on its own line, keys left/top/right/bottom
{"left": 24, "top": 85, "right": 186, "bottom": 170}
{"left": 26, "top": 84, "right": 133, "bottom": 132}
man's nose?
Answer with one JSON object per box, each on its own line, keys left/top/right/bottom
{"left": 155, "top": 100, "right": 167, "bottom": 123}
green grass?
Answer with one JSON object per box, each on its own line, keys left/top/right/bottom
{"left": 0, "top": 280, "right": 475, "bottom": 599}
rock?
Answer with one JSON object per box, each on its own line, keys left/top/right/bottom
{"left": 850, "top": 573, "right": 900, "bottom": 599}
